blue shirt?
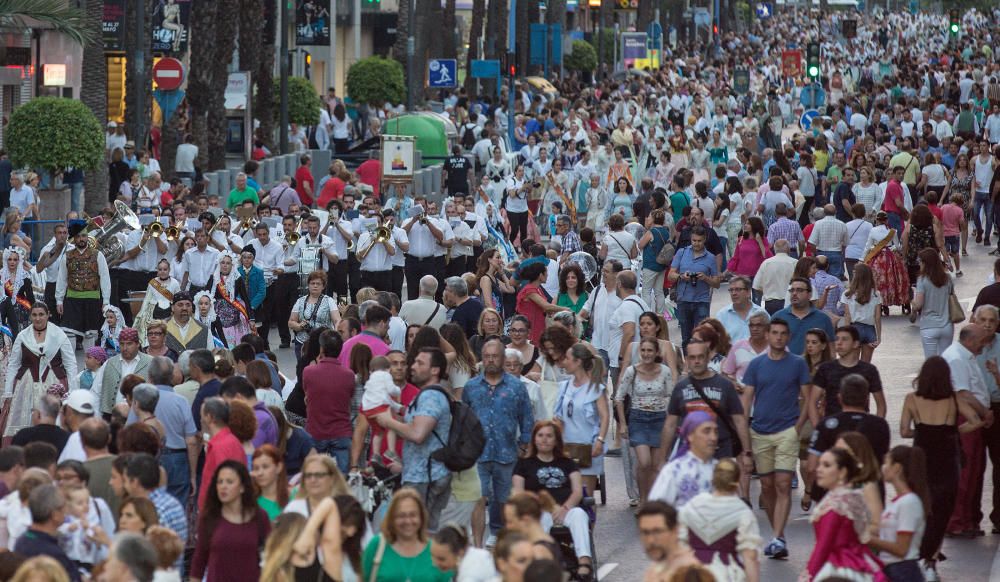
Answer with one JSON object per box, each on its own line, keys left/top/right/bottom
{"left": 670, "top": 247, "right": 718, "bottom": 303}
{"left": 149, "top": 488, "right": 188, "bottom": 570}
{"left": 462, "top": 372, "right": 534, "bottom": 464}
{"left": 238, "top": 265, "right": 266, "bottom": 309}
{"left": 715, "top": 303, "right": 769, "bottom": 342}
{"left": 14, "top": 529, "right": 81, "bottom": 582}
{"left": 402, "top": 386, "right": 452, "bottom": 484}
{"left": 126, "top": 384, "right": 197, "bottom": 449}
{"left": 771, "top": 306, "right": 835, "bottom": 355}
{"left": 742, "top": 352, "right": 810, "bottom": 434}
{"left": 192, "top": 378, "right": 222, "bottom": 431}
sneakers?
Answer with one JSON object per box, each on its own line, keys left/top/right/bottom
{"left": 485, "top": 533, "right": 497, "bottom": 549}
{"left": 922, "top": 560, "right": 939, "bottom": 582}
{"left": 764, "top": 537, "right": 788, "bottom": 559}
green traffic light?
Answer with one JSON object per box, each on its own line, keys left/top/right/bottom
{"left": 808, "top": 65, "right": 819, "bottom": 78}
{"left": 950, "top": 24, "right": 959, "bottom": 33}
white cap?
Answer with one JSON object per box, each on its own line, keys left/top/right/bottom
{"left": 64, "top": 390, "right": 96, "bottom": 415}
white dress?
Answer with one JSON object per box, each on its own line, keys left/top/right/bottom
{"left": 679, "top": 493, "right": 762, "bottom": 582}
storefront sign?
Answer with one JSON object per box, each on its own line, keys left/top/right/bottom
{"left": 296, "top": 0, "right": 331, "bottom": 46}
{"left": 43, "top": 64, "right": 67, "bottom": 86}
{"left": 102, "top": 0, "right": 126, "bottom": 51}
{"left": 151, "top": 0, "right": 192, "bottom": 54}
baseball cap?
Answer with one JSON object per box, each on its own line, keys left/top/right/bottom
{"left": 65, "top": 390, "right": 96, "bottom": 415}
{"left": 107, "top": 121, "right": 117, "bottom": 128}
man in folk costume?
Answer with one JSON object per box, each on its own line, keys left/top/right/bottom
{"left": 91, "top": 327, "right": 151, "bottom": 419}
{"left": 164, "top": 291, "right": 212, "bottom": 353}
{"left": 56, "top": 223, "right": 111, "bottom": 349}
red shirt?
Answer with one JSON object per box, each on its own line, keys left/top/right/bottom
{"left": 802, "top": 224, "right": 816, "bottom": 256}
{"left": 294, "top": 166, "right": 315, "bottom": 206}
{"left": 302, "top": 358, "right": 357, "bottom": 440}
{"left": 356, "top": 160, "right": 382, "bottom": 198}
{"left": 317, "top": 177, "right": 345, "bottom": 209}
{"left": 198, "top": 427, "right": 246, "bottom": 509}
{"left": 883, "top": 181, "right": 905, "bottom": 214}
{"left": 927, "top": 203, "right": 943, "bottom": 222}
{"left": 375, "top": 383, "right": 420, "bottom": 463}
{"left": 516, "top": 283, "right": 547, "bottom": 345}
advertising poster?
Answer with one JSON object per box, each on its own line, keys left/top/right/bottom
{"left": 102, "top": 0, "right": 125, "bottom": 51}
{"left": 296, "top": 0, "right": 331, "bottom": 46}
{"left": 151, "top": 0, "right": 192, "bottom": 54}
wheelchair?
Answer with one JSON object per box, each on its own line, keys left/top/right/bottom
{"left": 549, "top": 495, "right": 598, "bottom": 581}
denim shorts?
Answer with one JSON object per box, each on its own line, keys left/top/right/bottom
{"left": 854, "top": 322, "right": 877, "bottom": 344}
{"left": 627, "top": 409, "right": 667, "bottom": 448}
{"left": 944, "top": 235, "right": 960, "bottom": 254}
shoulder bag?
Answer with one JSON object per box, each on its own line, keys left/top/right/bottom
{"left": 654, "top": 228, "right": 676, "bottom": 266}
{"left": 554, "top": 379, "right": 594, "bottom": 468}
{"left": 368, "top": 534, "right": 387, "bottom": 582}
{"left": 948, "top": 280, "right": 966, "bottom": 324}
{"left": 688, "top": 376, "right": 743, "bottom": 456}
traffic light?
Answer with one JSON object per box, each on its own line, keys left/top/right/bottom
{"left": 304, "top": 51, "right": 311, "bottom": 79}
{"left": 806, "top": 42, "right": 820, "bottom": 80}
{"left": 949, "top": 9, "right": 960, "bottom": 36}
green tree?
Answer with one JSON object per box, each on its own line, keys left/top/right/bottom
{"left": 346, "top": 57, "right": 406, "bottom": 106}
{"left": 589, "top": 29, "right": 616, "bottom": 67}
{"left": 5, "top": 97, "right": 103, "bottom": 175}
{"left": 269, "top": 76, "right": 322, "bottom": 126}
{"left": 0, "top": 0, "right": 95, "bottom": 45}
{"left": 565, "top": 40, "right": 597, "bottom": 72}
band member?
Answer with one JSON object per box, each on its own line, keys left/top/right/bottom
{"left": 134, "top": 258, "right": 180, "bottom": 346}
{"left": 248, "top": 222, "right": 288, "bottom": 348}
{"left": 56, "top": 223, "right": 111, "bottom": 348}
{"left": 164, "top": 291, "right": 212, "bottom": 353}
{"left": 444, "top": 202, "right": 476, "bottom": 279}
{"left": 381, "top": 209, "right": 409, "bottom": 300}
{"left": 118, "top": 217, "right": 168, "bottom": 325}
{"left": 206, "top": 214, "right": 245, "bottom": 254}
{"left": 321, "top": 201, "right": 353, "bottom": 299}
{"left": 2, "top": 302, "right": 77, "bottom": 440}
{"left": 0, "top": 247, "right": 33, "bottom": 337}
{"left": 35, "top": 223, "right": 68, "bottom": 323}
{"left": 403, "top": 197, "right": 454, "bottom": 301}
{"left": 92, "top": 327, "right": 152, "bottom": 418}
{"left": 271, "top": 216, "right": 302, "bottom": 348}
{"left": 357, "top": 215, "right": 396, "bottom": 292}
{"left": 180, "top": 228, "right": 220, "bottom": 294}
{"left": 209, "top": 251, "right": 254, "bottom": 347}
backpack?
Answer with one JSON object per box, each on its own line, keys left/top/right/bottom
{"left": 461, "top": 124, "right": 477, "bottom": 150}
{"left": 413, "top": 385, "right": 485, "bottom": 472}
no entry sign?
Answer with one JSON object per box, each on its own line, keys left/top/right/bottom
{"left": 153, "top": 57, "right": 185, "bottom": 91}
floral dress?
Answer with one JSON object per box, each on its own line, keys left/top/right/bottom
{"left": 802, "top": 487, "right": 886, "bottom": 582}
{"left": 949, "top": 172, "right": 974, "bottom": 220}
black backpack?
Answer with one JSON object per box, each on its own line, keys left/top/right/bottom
{"left": 413, "top": 385, "right": 485, "bottom": 473}
{"left": 461, "top": 124, "right": 477, "bottom": 150}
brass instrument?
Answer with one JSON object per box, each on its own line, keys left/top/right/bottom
{"left": 166, "top": 223, "right": 181, "bottom": 241}
{"left": 238, "top": 216, "right": 258, "bottom": 232}
{"left": 285, "top": 218, "right": 304, "bottom": 247}
{"left": 144, "top": 222, "right": 163, "bottom": 237}
{"left": 359, "top": 215, "right": 392, "bottom": 256}
{"left": 84, "top": 200, "right": 141, "bottom": 262}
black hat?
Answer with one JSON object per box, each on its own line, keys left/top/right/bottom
{"left": 172, "top": 291, "right": 193, "bottom": 305}
{"left": 241, "top": 244, "right": 256, "bottom": 257}
{"left": 68, "top": 221, "right": 87, "bottom": 238}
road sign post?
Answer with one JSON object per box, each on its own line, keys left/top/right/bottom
{"left": 152, "top": 57, "right": 184, "bottom": 91}
{"left": 427, "top": 59, "right": 457, "bottom": 89}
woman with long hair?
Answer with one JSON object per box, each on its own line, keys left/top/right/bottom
{"left": 468, "top": 308, "right": 508, "bottom": 359}
{"left": 803, "top": 448, "right": 884, "bottom": 582}
{"left": 600, "top": 213, "right": 638, "bottom": 268}
{"left": 910, "top": 247, "right": 954, "bottom": 357}
{"left": 190, "top": 460, "right": 271, "bottom": 582}
{"left": 942, "top": 152, "right": 975, "bottom": 255}
{"left": 362, "top": 489, "right": 448, "bottom": 582}
{"left": 439, "top": 323, "right": 477, "bottom": 396}
{"left": 869, "top": 446, "right": 930, "bottom": 582}
{"left": 171, "top": 236, "right": 195, "bottom": 281}
{"left": 503, "top": 492, "right": 562, "bottom": 564}
{"left": 619, "top": 311, "right": 681, "bottom": 378}
{"left": 726, "top": 217, "right": 771, "bottom": 284}
{"left": 0, "top": 211, "right": 31, "bottom": 254}
{"left": 262, "top": 495, "right": 366, "bottom": 582}
{"left": 615, "top": 337, "right": 673, "bottom": 503}
{"left": 605, "top": 176, "right": 636, "bottom": 221}
{"left": 117, "top": 497, "right": 159, "bottom": 534}
{"left": 900, "top": 356, "right": 981, "bottom": 577}
{"left": 251, "top": 444, "right": 289, "bottom": 521}
{"left": 554, "top": 343, "right": 610, "bottom": 494}
{"left": 834, "top": 432, "right": 884, "bottom": 536}
{"left": 331, "top": 104, "right": 351, "bottom": 153}
{"left": 862, "top": 211, "right": 910, "bottom": 315}
{"left": 282, "top": 454, "right": 351, "bottom": 517}
{"left": 556, "top": 263, "right": 589, "bottom": 315}
{"left": 475, "top": 249, "right": 515, "bottom": 318}
{"left": 515, "top": 262, "right": 569, "bottom": 346}
{"left": 679, "top": 459, "right": 762, "bottom": 582}
{"left": 840, "top": 264, "right": 882, "bottom": 362}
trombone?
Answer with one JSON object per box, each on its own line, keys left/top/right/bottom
{"left": 285, "top": 218, "right": 304, "bottom": 247}
{"left": 358, "top": 215, "right": 391, "bottom": 256}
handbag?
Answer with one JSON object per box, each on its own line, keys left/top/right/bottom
{"left": 948, "top": 283, "right": 966, "bottom": 324}
{"left": 564, "top": 443, "right": 594, "bottom": 469}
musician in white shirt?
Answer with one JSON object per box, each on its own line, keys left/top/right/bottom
{"left": 180, "top": 229, "right": 220, "bottom": 294}
{"left": 119, "top": 220, "right": 169, "bottom": 325}
{"left": 295, "top": 215, "right": 339, "bottom": 272}
{"left": 444, "top": 201, "right": 476, "bottom": 279}
{"left": 321, "top": 201, "right": 354, "bottom": 299}
{"left": 402, "top": 197, "right": 454, "bottom": 301}
{"left": 205, "top": 214, "right": 245, "bottom": 254}
{"left": 381, "top": 209, "right": 410, "bottom": 300}
{"left": 249, "top": 222, "right": 289, "bottom": 347}
{"left": 357, "top": 216, "right": 396, "bottom": 292}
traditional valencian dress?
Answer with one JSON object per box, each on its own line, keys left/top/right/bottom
{"left": 207, "top": 254, "right": 254, "bottom": 347}
{"left": 802, "top": 486, "right": 886, "bottom": 582}
{"left": 0, "top": 248, "right": 34, "bottom": 338}
{"left": 2, "top": 322, "right": 77, "bottom": 438}
{"left": 679, "top": 492, "right": 763, "bottom": 582}
{"left": 194, "top": 290, "right": 227, "bottom": 348}
{"left": 863, "top": 224, "right": 910, "bottom": 308}
{"left": 134, "top": 273, "right": 181, "bottom": 347}
{"left": 97, "top": 305, "right": 124, "bottom": 359}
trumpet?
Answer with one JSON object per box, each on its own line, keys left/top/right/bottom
{"left": 285, "top": 218, "right": 304, "bottom": 247}
{"left": 166, "top": 224, "right": 180, "bottom": 242}
{"left": 144, "top": 222, "right": 163, "bottom": 237}
{"left": 239, "top": 216, "right": 258, "bottom": 232}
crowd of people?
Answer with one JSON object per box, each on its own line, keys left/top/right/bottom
{"left": 0, "top": 5, "right": 996, "bottom": 582}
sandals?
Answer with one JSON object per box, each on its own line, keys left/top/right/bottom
{"left": 801, "top": 491, "right": 812, "bottom": 512}
{"left": 576, "top": 564, "right": 595, "bottom": 582}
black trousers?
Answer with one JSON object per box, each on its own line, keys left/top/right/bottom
{"left": 984, "top": 403, "right": 1000, "bottom": 528}
{"left": 259, "top": 274, "right": 297, "bottom": 347}
{"left": 44, "top": 282, "right": 60, "bottom": 325}
{"left": 508, "top": 211, "right": 529, "bottom": 247}
{"left": 360, "top": 269, "right": 392, "bottom": 293}
{"left": 109, "top": 268, "right": 128, "bottom": 324}
{"left": 404, "top": 255, "right": 443, "bottom": 301}
{"left": 118, "top": 269, "right": 155, "bottom": 326}
{"left": 391, "top": 266, "right": 405, "bottom": 300}
{"left": 348, "top": 252, "right": 362, "bottom": 302}
{"left": 327, "top": 259, "right": 349, "bottom": 301}
{"left": 445, "top": 255, "right": 467, "bottom": 280}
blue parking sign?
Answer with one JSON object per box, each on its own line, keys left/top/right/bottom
{"left": 428, "top": 59, "right": 457, "bottom": 88}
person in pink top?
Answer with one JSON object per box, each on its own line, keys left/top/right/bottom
{"left": 197, "top": 397, "right": 247, "bottom": 510}
{"left": 882, "top": 167, "right": 907, "bottom": 233}
{"left": 725, "top": 217, "right": 772, "bottom": 282}
{"left": 940, "top": 194, "right": 965, "bottom": 275}
{"left": 338, "top": 303, "right": 391, "bottom": 369}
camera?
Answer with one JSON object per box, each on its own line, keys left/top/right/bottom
{"left": 300, "top": 321, "right": 313, "bottom": 333}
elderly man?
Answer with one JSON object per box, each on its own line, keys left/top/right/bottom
{"left": 14, "top": 484, "right": 79, "bottom": 582}
{"left": 165, "top": 291, "right": 212, "bottom": 352}
{"left": 398, "top": 275, "right": 448, "bottom": 329}
{"left": 555, "top": 215, "right": 581, "bottom": 262}
{"left": 58, "top": 388, "right": 98, "bottom": 464}
{"left": 753, "top": 239, "right": 798, "bottom": 315}
{"left": 443, "top": 276, "right": 483, "bottom": 339}
{"left": 715, "top": 275, "right": 769, "bottom": 341}
{"left": 56, "top": 222, "right": 112, "bottom": 348}
{"left": 973, "top": 306, "right": 1000, "bottom": 536}
{"left": 12, "top": 394, "right": 68, "bottom": 452}
{"left": 92, "top": 327, "right": 153, "bottom": 418}
{"left": 808, "top": 204, "right": 849, "bottom": 279}
{"left": 103, "top": 534, "right": 158, "bottom": 582}
{"left": 225, "top": 172, "right": 260, "bottom": 210}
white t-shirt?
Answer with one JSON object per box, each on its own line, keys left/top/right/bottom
{"left": 839, "top": 291, "right": 881, "bottom": 326}
{"left": 603, "top": 231, "right": 636, "bottom": 269}
{"left": 878, "top": 492, "right": 925, "bottom": 564}
{"left": 607, "top": 294, "right": 649, "bottom": 364}
{"left": 456, "top": 547, "right": 498, "bottom": 582}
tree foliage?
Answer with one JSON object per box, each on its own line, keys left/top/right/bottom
{"left": 565, "top": 40, "right": 598, "bottom": 72}
{"left": 269, "top": 76, "right": 322, "bottom": 126}
{"left": 0, "top": 0, "right": 95, "bottom": 45}
{"left": 346, "top": 56, "right": 406, "bottom": 106}
{"left": 589, "top": 29, "right": 616, "bottom": 67}
{"left": 6, "top": 97, "right": 103, "bottom": 174}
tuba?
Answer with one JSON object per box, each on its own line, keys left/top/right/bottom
{"left": 86, "top": 201, "right": 140, "bottom": 262}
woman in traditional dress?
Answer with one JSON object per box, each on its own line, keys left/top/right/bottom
{"left": 208, "top": 251, "right": 254, "bottom": 349}
{"left": 606, "top": 147, "right": 634, "bottom": 191}
{"left": 97, "top": 305, "right": 125, "bottom": 358}
{"left": 134, "top": 259, "right": 180, "bottom": 347}
{"left": 862, "top": 211, "right": 910, "bottom": 315}
{"left": 668, "top": 124, "right": 690, "bottom": 169}
{"left": 689, "top": 137, "right": 712, "bottom": 185}
{"left": 194, "top": 291, "right": 226, "bottom": 348}
{"left": 2, "top": 302, "right": 77, "bottom": 440}
{"left": 0, "top": 247, "right": 33, "bottom": 338}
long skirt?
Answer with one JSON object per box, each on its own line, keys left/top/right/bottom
{"left": 868, "top": 249, "right": 910, "bottom": 307}
{"left": 216, "top": 299, "right": 254, "bottom": 348}
{"left": 4, "top": 373, "right": 62, "bottom": 438}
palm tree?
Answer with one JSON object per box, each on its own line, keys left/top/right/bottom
{"left": 206, "top": 0, "right": 238, "bottom": 170}
{"left": 80, "top": 0, "right": 107, "bottom": 217}
{"left": 463, "top": 0, "right": 484, "bottom": 96}
{"left": 442, "top": 0, "right": 456, "bottom": 59}
{"left": 256, "top": 0, "right": 276, "bottom": 150}
{"left": 0, "top": 0, "right": 95, "bottom": 45}
{"left": 124, "top": 0, "right": 152, "bottom": 149}
{"left": 186, "top": 0, "right": 217, "bottom": 170}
